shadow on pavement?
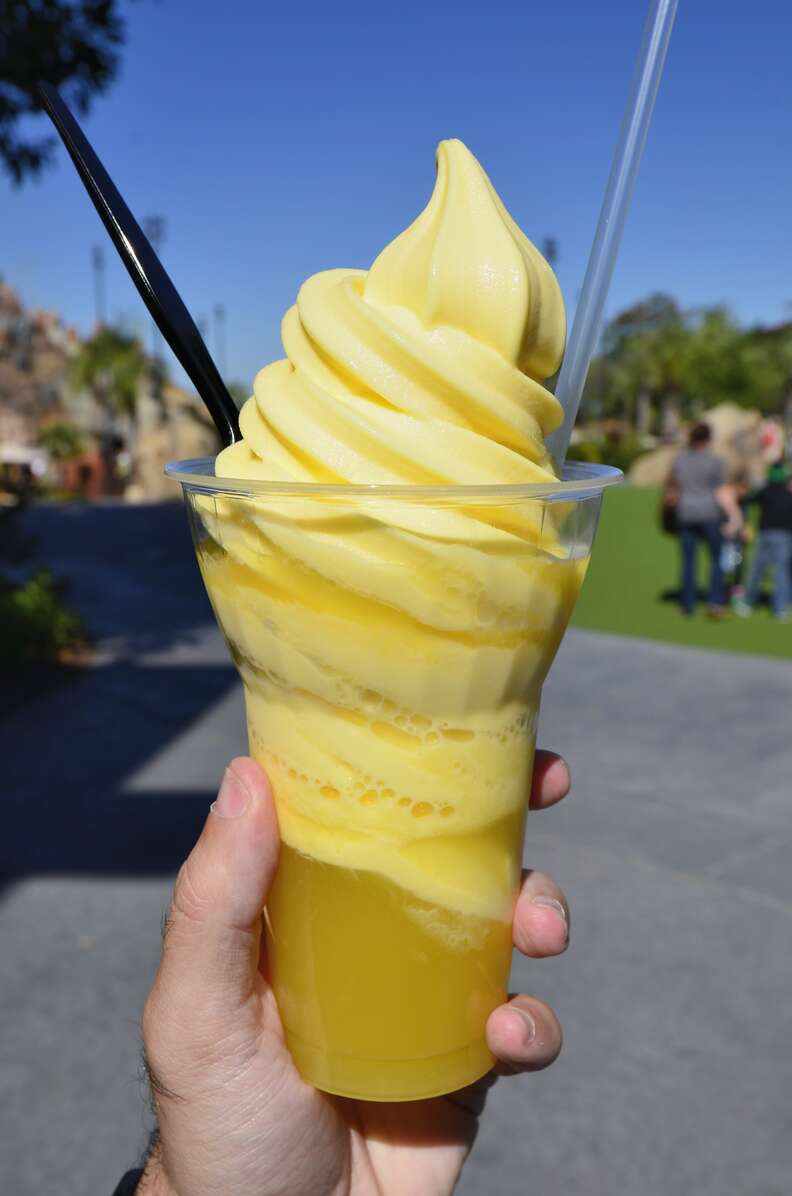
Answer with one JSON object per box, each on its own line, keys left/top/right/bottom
{"left": 1, "top": 502, "right": 240, "bottom": 895}
{"left": 15, "top": 501, "right": 215, "bottom": 655}
{"left": 0, "top": 659, "right": 238, "bottom": 894}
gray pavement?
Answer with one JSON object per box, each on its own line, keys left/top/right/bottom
{"left": 2, "top": 504, "right": 791, "bottom": 1195}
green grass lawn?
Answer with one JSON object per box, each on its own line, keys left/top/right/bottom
{"left": 571, "top": 485, "right": 792, "bottom": 660}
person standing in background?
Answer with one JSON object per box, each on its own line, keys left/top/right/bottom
{"left": 669, "top": 422, "right": 742, "bottom": 619}
{"left": 734, "top": 462, "right": 792, "bottom": 623}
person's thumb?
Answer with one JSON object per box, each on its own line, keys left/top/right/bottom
{"left": 151, "top": 757, "right": 279, "bottom": 1024}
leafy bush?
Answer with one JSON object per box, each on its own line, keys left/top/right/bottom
{"left": 567, "top": 434, "right": 646, "bottom": 473}
{"left": 566, "top": 439, "right": 604, "bottom": 464}
{"left": 0, "top": 569, "right": 86, "bottom": 665}
{"left": 602, "top": 434, "right": 648, "bottom": 474}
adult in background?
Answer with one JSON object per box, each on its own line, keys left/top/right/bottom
{"left": 669, "top": 422, "right": 742, "bottom": 618}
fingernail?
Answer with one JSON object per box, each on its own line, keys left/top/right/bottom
{"left": 211, "top": 767, "right": 252, "bottom": 819}
{"left": 532, "top": 895, "right": 568, "bottom": 938}
{"left": 510, "top": 1007, "right": 536, "bottom": 1048}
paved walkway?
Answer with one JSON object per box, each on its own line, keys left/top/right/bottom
{"left": 2, "top": 504, "right": 791, "bottom": 1195}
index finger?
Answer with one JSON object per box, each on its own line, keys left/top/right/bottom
{"left": 529, "top": 750, "right": 571, "bottom": 810}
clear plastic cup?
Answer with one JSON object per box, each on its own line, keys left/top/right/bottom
{"left": 167, "top": 458, "right": 620, "bottom": 1101}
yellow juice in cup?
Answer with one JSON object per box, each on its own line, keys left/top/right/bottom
{"left": 265, "top": 842, "right": 514, "bottom": 1099}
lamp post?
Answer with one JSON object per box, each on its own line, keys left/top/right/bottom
{"left": 142, "top": 216, "right": 167, "bottom": 369}
{"left": 542, "top": 237, "right": 559, "bottom": 269}
{"left": 91, "top": 245, "right": 106, "bottom": 327}
{"left": 213, "top": 302, "right": 227, "bottom": 380}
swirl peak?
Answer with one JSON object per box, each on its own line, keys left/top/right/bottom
{"left": 364, "top": 139, "right": 565, "bottom": 381}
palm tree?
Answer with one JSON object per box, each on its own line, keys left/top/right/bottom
{"left": 69, "top": 326, "right": 147, "bottom": 487}
{"left": 37, "top": 420, "right": 83, "bottom": 461}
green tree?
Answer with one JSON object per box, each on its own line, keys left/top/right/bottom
{"left": 739, "top": 324, "right": 792, "bottom": 414}
{"left": 586, "top": 297, "right": 792, "bottom": 429}
{"left": 38, "top": 420, "right": 83, "bottom": 460}
{"left": 681, "top": 307, "right": 746, "bottom": 409}
{"left": 603, "top": 293, "right": 684, "bottom": 348}
{"left": 0, "top": 0, "right": 130, "bottom": 184}
{"left": 69, "top": 326, "right": 147, "bottom": 483}
{"left": 589, "top": 294, "right": 686, "bottom": 424}
{"left": 69, "top": 325, "right": 146, "bottom": 418}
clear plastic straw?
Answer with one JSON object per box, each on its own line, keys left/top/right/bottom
{"left": 548, "top": 0, "right": 679, "bottom": 464}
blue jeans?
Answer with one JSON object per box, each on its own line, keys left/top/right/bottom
{"left": 745, "top": 529, "right": 792, "bottom": 616}
{"left": 679, "top": 521, "right": 725, "bottom": 613}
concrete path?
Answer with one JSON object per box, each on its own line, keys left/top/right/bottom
{"left": 2, "top": 504, "right": 791, "bottom": 1195}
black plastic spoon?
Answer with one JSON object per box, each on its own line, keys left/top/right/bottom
{"left": 37, "top": 83, "right": 240, "bottom": 447}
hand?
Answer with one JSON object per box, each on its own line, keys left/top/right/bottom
{"left": 140, "top": 752, "right": 572, "bottom": 1196}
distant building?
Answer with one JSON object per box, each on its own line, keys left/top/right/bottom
{"left": 0, "top": 281, "right": 219, "bottom": 501}
{"left": 0, "top": 281, "right": 77, "bottom": 453}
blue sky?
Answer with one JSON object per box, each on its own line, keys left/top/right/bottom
{"left": 2, "top": 0, "right": 791, "bottom": 393}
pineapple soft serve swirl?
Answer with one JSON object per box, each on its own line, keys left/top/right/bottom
{"left": 198, "top": 140, "right": 585, "bottom": 928}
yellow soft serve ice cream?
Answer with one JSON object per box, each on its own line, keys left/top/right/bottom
{"left": 192, "top": 140, "right": 589, "bottom": 1099}
{"left": 218, "top": 140, "right": 563, "bottom": 488}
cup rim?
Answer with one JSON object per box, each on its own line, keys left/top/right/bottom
{"left": 165, "top": 457, "right": 622, "bottom": 504}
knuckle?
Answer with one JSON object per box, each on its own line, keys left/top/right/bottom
{"left": 141, "top": 991, "right": 157, "bottom": 1047}
{"left": 143, "top": 974, "right": 260, "bottom": 1080}
{"left": 142, "top": 971, "right": 204, "bottom": 1066}
{"left": 141, "top": 1046, "right": 185, "bottom": 1109}
{"left": 141, "top": 983, "right": 174, "bottom": 1063}
{"left": 170, "top": 857, "right": 213, "bottom": 927}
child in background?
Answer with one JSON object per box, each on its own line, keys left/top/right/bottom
{"left": 722, "top": 471, "right": 752, "bottom": 604}
{"left": 734, "top": 463, "right": 792, "bottom": 623}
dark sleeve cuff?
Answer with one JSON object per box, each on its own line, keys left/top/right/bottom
{"left": 111, "top": 1169, "right": 144, "bottom": 1195}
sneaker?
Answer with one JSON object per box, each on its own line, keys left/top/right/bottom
{"left": 706, "top": 605, "right": 730, "bottom": 621}
{"left": 732, "top": 600, "right": 753, "bottom": 618}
